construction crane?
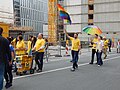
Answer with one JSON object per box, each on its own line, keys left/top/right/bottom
{"left": 48, "top": 0, "right": 58, "bottom": 43}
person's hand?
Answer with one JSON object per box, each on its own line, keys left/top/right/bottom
{"left": 32, "top": 49, "right": 35, "bottom": 52}
{"left": 9, "top": 61, "right": 12, "bottom": 66}
{"left": 15, "top": 48, "right": 18, "bottom": 50}
{"left": 64, "top": 30, "right": 67, "bottom": 34}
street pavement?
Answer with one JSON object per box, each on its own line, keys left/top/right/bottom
{"left": 3, "top": 48, "right": 120, "bottom": 90}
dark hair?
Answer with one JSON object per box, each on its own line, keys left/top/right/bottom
{"left": 29, "top": 35, "right": 33, "bottom": 38}
{"left": 100, "top": 36, "right": 103, "bottom": 40}
{"left": 41, "top": 34, "right": 43, "bottom": 38}
{"left": 19, "top": 35, "right": 23, "bottom": 41}
{"left": 95, "top": 34, "right": 98, "bottom": 37}
{"left": 29, "top": 35, "right": 33, "bottom": 41}
{"left": 7, "top": 37, "right": 12, "bottom": 44}
{"left": 0, "top": 27, "right": 3, "bottom": 35}
{"left": 32, "top": 36, "right": 37, "bottom": 47}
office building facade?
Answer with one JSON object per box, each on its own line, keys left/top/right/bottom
{"left": 64, "top": 0, "right": 120, "bottom": 41}
{"left": 13, "top": 0, "right": 48, "bottom": 33}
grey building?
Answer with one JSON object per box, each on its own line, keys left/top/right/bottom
{"left": 13, "top": 0, "right": 48, "bottom": 33}
{"left": 94, "top": 0, "right": 120, "bottom": 38}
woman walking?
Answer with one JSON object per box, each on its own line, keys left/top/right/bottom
{"left": 96, "top": 36, "right": 104, "bottom": 66}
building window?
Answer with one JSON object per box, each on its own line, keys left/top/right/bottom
{"left": 88, "top": 14, "right": 93, "bottom": 19}
{"left": 89, "top": 5, "right": 94, "bottom": 10}
{"left": 88, "top": 23, "right": 93, "bottom": 25}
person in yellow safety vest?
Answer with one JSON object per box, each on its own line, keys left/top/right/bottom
{"left": 103, "top": 36, "right": 109, "bottom": 59}
{"left": 32, "top": 33, "right": 46, "bottom": 72}
{"left": 27, "top": 35, "right": 33, "bottom": 55}
{"left": 16, "top": 35, "right": 26, "bottom": 55}
{"left": 89, "top": 34, "right": 98, "bottom": 64}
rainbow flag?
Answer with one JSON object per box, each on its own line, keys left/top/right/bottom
{"left": 57, "top": 4, "right": 72, "bottom": 24}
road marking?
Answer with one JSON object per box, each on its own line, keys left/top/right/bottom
{"left": 48, "top": 53, "right": 118, "bottom": 62}
{"left": 13, "top": 55, "right": 120, "bottom": 80}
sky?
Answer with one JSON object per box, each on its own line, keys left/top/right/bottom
{"left": 0, "top": 0, "right": 14, "bottom": 23}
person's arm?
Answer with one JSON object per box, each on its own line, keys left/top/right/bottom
{"left": 64, "top": 30, "right": 71, "bottom": 39}
{"left": 32, "top": 44, "right": 36, "bottom": 51}
{"left": 6, "top": 40, "right": 12, "bottom": 62}
{"left": 78, "top": 40, "right": 81, "bottom": 50}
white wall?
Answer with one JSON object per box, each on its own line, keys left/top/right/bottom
{"left": 65, "top": 0, "right": 81, "bottom": 6}
{"left": 66, "top": 24, "right": 81, "bottom": 33}
{"left": 0, "top": 0, "right": 14, "bottom": 24}
{"left": 65, "top": 0, "right": 82, "bottom": 33}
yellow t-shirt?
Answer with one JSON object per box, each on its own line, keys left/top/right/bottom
{"left": 70, "top": 37, "right": 80, "bottom": 51}
{"left": 35, "top": 39, "right": 45, "bottom": 52}
{"left": 92, "top": 38, "right": 98, "bottom": 49}
{"left": 16, "top": 40, "right": 26, "bottom": 55}
{"left": 12, "top": 38, "right": 17, "bottom": 48}
{"left": 104, "top": 40, "right": 108, "bottom": 49}
{"left": 27, "top": 41, "right": 32, "bottom": 53}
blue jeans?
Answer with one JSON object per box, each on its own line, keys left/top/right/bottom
{"left": 71, "top": 50, "right": 79, "bottom": 69}
{"left": 0, "top": 63, "right": 5, "bottom": 90}
{"left": 97, "top": 51, "right": 103, "bottom": 65}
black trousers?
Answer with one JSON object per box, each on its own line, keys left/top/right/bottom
{"left": 108, "top": 46, "right": 111, "bottom": 52}
{"left": 90, "top": 49, "right": 98, "bottom": 64}
{"left": 35, "top": 52, "right": 44, "bottom": 70}
{"left": 4, "top": 64, "right": 13, "bottom": 83}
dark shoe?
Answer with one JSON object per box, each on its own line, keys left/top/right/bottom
{"left": 36, "top": 69, "right": 42, "bottom": 73}
{"left": 70, "top": 60, "right": 73, "bottom": 62}
{"left": 104, "top": 55, "right": 107, "bottom": 59}
{"left": 71, "top": 68, "right": 75, "bottom": 72}
{"left": 89, "top": 62, "right": 93, "bottom": 64}
{"left": 5, "top": 83, "right": 12, "bottom": 89}
{"left": 75, "top": 65, "right": 78, "bottom": 70}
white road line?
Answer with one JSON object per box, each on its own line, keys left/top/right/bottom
{"left": 48, "top": 53, "right": 118, "bottom": 62}
{"left": 13, "top": 55, "right": 120, "bottom": 80}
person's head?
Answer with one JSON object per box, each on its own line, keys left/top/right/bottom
{"left": 29, "top": 35, "right": 33, "bottom": 41}
{"left": 32, "top": 36, "right": 37, "bottom": 42}
{"left": 94, "top": 34, "right": 98, "bottom": 38}
{"left": 0, "top": 27, "right": 3, "bottom": 35}
{"left": 103, "top": 36, "right": 106, "bottom": 40}
{"left": 38, "top": 33, "right": 43, "bottom": 39}
{"left": 7, "top": 37, "right": 12, "bottom": 45}
{"left": 74, "top": 33, "right": 78, "bottom": 39}
{"left": 98, "top": 36, "right": 101, "bottom": 41}
{"left": 18, "top": 35, "right": 23, "bottom": 41}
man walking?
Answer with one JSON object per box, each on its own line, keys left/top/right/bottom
{"left": 65, "top": 30, "right": 81, "bottom": 71}
{"left": 32, "top": 33, "right": 45, "bottom": 72}
{"left": 0, "top": 27, "right": 11, "bottom": 90}
{"left": 89, "top": 34, "right": 98, "bottom": 64}
{"left": 103, "top": 36, "right": 108, "bottom": 59}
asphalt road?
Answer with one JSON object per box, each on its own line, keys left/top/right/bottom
{"left": 3, "top": 49, "right": 120, "bottom": 90}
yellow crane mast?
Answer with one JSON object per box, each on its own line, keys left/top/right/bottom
{"left": 48, "top": 0, "right": 58, "bottom": 43}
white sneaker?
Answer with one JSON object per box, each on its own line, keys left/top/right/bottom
{"left": 98, "top": 65, "right": 100, "bottom": 67}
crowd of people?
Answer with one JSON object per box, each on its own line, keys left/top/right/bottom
{"left": 0, "top": 27, "right": 47, "bottom": 90}
{"left": 0, "top": 26, "right": 120, "bottom": 90}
